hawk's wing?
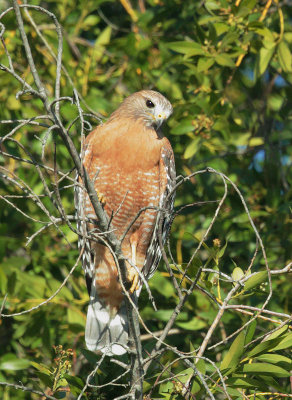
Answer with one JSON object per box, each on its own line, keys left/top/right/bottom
{"left": 74, "top": 140, "right": 95, "bottom": 296}
{"left": 142, "top": 144, "right": 176, "bottom": 280}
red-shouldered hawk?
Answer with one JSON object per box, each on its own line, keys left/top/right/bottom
{"left": 75, "top": 90, "right": 175, "bottom": 355}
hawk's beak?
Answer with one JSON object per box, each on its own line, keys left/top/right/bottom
{"left": 146, "top": 111, "right": 170, "bottom": 129}
{"left": 155, "top": 113, "right": 167, "bottom": 129}
{"left": 158, "top": 113, "right": 166, "bottom": 120}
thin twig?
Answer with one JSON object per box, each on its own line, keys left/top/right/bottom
{"left": 0, "top": 382, "right": 58, "bottom": 400}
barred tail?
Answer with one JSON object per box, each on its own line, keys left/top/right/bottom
{"left": 85, "top": 285, "right": 129, "bottom": 356}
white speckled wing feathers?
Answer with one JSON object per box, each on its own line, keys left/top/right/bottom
{"left": 142, "top": 145, "right": 176, "bottom": 280}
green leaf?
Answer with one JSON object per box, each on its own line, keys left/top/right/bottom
{"left": 271, "top": 333, "right": 292, "bottom": 351}
{"left": 35, "top": 372, "right": 53, "bottom": 387}
{"left": 214, "top": 22, "right": 229, "bottom": 36}
{"left": 227, "top": 376, "right": 265, "bottom": 390}
{"left": 150, "top": 273, "right": 174, "bottom": 298}
{"left": 96, "top": 26, "right": 112, "bottom": 46}
{"left": 266, "top": 325, "right": 288, "bottom": 340}
{"left": 177, "top": 367, "right": 194, "bottom": 384}
{"left": 256, "top": 47, "right": 274, "bottom": 77}
{"left": 232, "top": 267, "right": 244, "bottom": 282}
{"left": 191, "top": 377, "right": 202, "bottom": 394}
{"left": 231, "top": 132, "right": 252, "bottom": 146}
{"left": 256, "top": 353, "right": 292, "bottom": 366}
{"left": 48, "top": 278, "right": 74, "bottom": 301}
{"left": 238, "top": 0, "right": 258, "bottom": 12}
{"left": 197, "top": 57, "right": 215, "bottom": 72}
{"left": 220, "top": 331, "right": 245, "bottom": 371}
{"left": 268, "top": 94, "right": 284, "bottom": 111}
{"left": 249, "top": 137, "right": 264, "bottom": 146}
{"left": 167, "top": 41, "right": 205, "bottom": 57}
{"left": 55, "top": 377, "right": 68, "bottom": 390}
{"left": 233, "top": 210, "right": 269, "bottom": 223}
{"left": 245, "top": 320, "right": 257, "bottom": 345}
{"left": 217, "top": 241, "right": 228, "bottom": 258}
{"left": 7, "top": 271, "right": 17, "bottom": 296}
{"left": 196, "top": 358, "right": 206, "bottom": 375}
{"left": 64, "top": 374, "right": 84, "bottom": 395}
{"left": 67, "top": 306, "right": 85, "bottom": 326}
{"left": 220, "top": 29, "right": 238, "bottom": 47}
{"left": 7, "top": 95, "right": 21, "bottom": 110}
{"left": 241, "top": 362, "right": 290, "bottom": 377}
{"left": 0, "top": 256, "right": 30, "bottom": 271}
{"left": 246, "top": 337, "right": 284, "bottom": 358}
{"left": 277, "top": 41, "right": 292, "bottom": 72}
{"left": 144, "top": 308, "right": 187, "bottom": 322}
{"left": 244, "top": 271, "right": 268, "bottom": 291}
{"left": 224, "top": 387, "right": 242, "bottom": 397}
{"left": 0, "top": 267, "right": 7, "bottom": 293}
{"left": 176, "top": 317, "right": 207, "bottom": 331}
{"left": 0, "top": 358, "right": 31, "bottom": 371}
{"left": 171, "top": 120, "right": 194, "bottom": 135}
{"left": 31, "top": 361, "right": 51, "bottom": 375}
{"left": 82, "top": 15, "right": 100, "bottom": 29}
{"left": 215, "top": 54, "right": 235, "bottom": 67}
{"left": 14, "top": 272, "right": 47, "bottom": 298}
{"left": 184, "top": 138, "right": 201, "bottom": 159}
{"left": 205, "top": 1, "right": 220, "bottom": 12}
{"left": 81, "top": 349, "right": 101, "bottom": 365}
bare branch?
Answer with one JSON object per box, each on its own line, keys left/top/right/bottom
{"left": 0, "top": 382, "right": 58, "bottom": 400}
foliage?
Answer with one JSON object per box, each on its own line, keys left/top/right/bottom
{"left": 0, "top": 0, "right": 292, "bottom": 399}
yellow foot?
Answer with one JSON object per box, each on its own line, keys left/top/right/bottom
{"left": 97, "top": 192, "right": 106, "bottom": 206}
{"left": 127, "top": 266, "right": 139, "bottom": 294}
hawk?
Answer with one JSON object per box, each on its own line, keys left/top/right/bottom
{"left": 75, "top": 90, "right": 176, "bottom": 355}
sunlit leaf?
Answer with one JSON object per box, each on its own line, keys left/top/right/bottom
{"left": 245, "top": 320, "right": 257, "bottom": 345}
{"left": 166, "top": 41, "right": 205, "bottom": 56}
{"left": 176, "top": 317, "right": 207, "bottom": 331}
{"left": 149, "top": 272, "right": 174, "bottom": 298}
{"left": 244, "top": 271, "right": 268, "bottom": 291}
{"left": 256, "top": 353, "right": 292, "bottom": 366}
{"left": 31, "top": 361, "right": 51, "bottom": 376}
{"left": 232, "top": 267, "right": 244, "bottom": 281}
{"left": 220, "top": 331, "right": 245, "bottom": 371}
{"left": 184, "top": 138, "right": 201, "bottom": 159}
{"left": 255, "top": 47, "right": 274, "bottom": 77}
{"left": 0, "top": 357, "right": 30, "bottom": 371}
{"left": 277, "top": 41, "right": 292, "bottom": 72}
{"left": 0, "top": 267, "right": 7, "bottom": 293}
{"left": 215, "top": 54, "right": 235, "bottom": 67}
{"left": 246, "top": 337, "right": 284, "bottom": 358}
{"left": 271, "top": 333, "right": 292, "bottom": 352}
{"left": 197, "top": 57, "right": 215, "bottom": 72}
{"left": 241, "top": 362, "right": 290, "bottom": 377}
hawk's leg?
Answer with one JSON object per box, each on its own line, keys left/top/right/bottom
{"left": 127, "top": 242, "right": 139, "bottom": 293}
{"left": 131, "top": 242, "right": 136, "bottom": 265}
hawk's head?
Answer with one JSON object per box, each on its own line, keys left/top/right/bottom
{"left": 111, "top": 90, "right": 173, "bottom": 130}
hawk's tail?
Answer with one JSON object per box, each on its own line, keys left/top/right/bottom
{"left": 85, "top": 287, "right": 129, "bottom": 356}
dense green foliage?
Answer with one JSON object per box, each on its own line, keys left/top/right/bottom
{"left": 0, "top": 0, "right": 292, "bottom": 399}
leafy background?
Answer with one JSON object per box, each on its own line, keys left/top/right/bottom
{"left": 0, "top": 0, "right": 292, "bottom": 398}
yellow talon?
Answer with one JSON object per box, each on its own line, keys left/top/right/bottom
{"left": 97, "top": 192, "right": 106, "bottom": 206}
{"left": 128, "top": 267, "right": 139, "bottom": 293}
{"left": 127, "top": 242, "right": 139, "bottom": 293}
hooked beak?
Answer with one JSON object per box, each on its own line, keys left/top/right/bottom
{"left": 145, "top": 110, "right": 171, "bottom": 129}
{"left": 154, "top": 112, "right": 167, "bottom": 129}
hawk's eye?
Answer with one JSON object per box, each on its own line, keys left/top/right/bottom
{"left": 146, "top": 99, "right": 155, "bottom": 108}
